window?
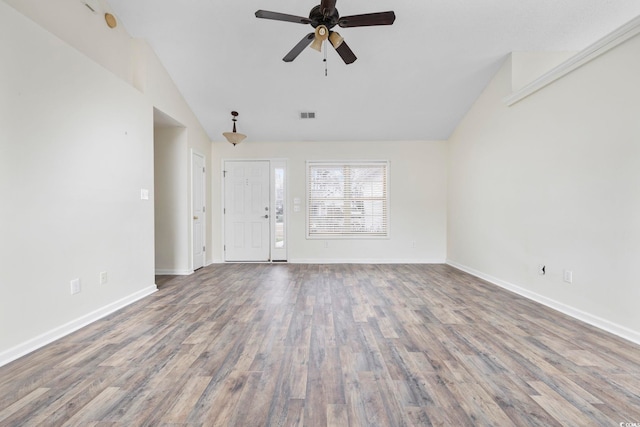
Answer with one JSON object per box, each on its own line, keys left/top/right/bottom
{"left": 307, "top": 161, "right": 389, "bottom": 238}
{"left": 274, "top": 167, "right": 285, "bottom": 248}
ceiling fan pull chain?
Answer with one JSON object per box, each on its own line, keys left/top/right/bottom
{"left": 324, "top": 40, "right": 328, "bottom": 76}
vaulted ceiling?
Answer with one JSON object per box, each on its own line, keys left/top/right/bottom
{"left": 108, "top": 0, "right": 640, "bottom": 142}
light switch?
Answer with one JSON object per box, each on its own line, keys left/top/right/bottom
{"left": 563, "top": 270, "right": 573, "bottom": 284}
{"left": 140, "top": 188, "right": 149, "bottom": 200}
{"left": 70, "top": 278, "right": 81, "bottom": 295}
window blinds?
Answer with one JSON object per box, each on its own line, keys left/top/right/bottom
{"left": 307, "top": 161, "right": 389, "bottom": 238}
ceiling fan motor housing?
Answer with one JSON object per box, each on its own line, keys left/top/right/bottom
{"left": 309, "top": 5, "right": 339, "bottom": 28}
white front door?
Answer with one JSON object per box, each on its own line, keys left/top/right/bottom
{"left": 224, "top": 160, "right": 270, "bottom": 261}
{"left": 192, "top": 151, "right": 205, "bottom": 270}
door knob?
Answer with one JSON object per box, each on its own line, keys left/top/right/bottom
{"left": 264, "top": 214, "right": 269, "bottom": 219}
{"left": 193, "top": 216, "right": 199, "bottom": 220}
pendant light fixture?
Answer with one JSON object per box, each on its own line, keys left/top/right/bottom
{"left": 222, "top": 111, "right": 247, "bottom": 146}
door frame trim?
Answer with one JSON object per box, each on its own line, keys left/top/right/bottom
{"left": 221, "top": 158, "right": 288, "bottom": 263}
{"left": 191, "top": 149, "right": 206, "bottom": 270}
{"left": 270, "top": 159, "right": 288, "bottom": 262}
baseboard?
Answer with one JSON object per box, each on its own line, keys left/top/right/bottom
{"left": 446, "top": 260, "right": 640, "bottom": 346}
{"left": 289, "top": 258, "right": 446, "bottom": 264}
{"left": 0, "top": 284, "right": 158, "bottom": 367}
{"left": 209, "top": 259, "right": 445, "bottom": 264}
{"left": 155, "top": 269, "right": 193, "bottom": 275}
{"left": 156, "top": 260, "right": 215, "bottom": 274}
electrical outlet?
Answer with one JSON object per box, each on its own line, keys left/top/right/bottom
{"left": 70, "top": 278, "right": 81, "bottom": 295}
{"left": 563, "top": 270, "right": 573, "bottom": 284}
{"left": 99, "top": 271, "right": 108, "bottom": 285}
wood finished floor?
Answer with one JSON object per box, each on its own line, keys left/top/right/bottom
{"left": 1, "top": 264, "right": 640, "bottom": 426}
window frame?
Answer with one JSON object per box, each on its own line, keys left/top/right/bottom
{"left": 306, "top": 160, "right": 390, "bottom": 239}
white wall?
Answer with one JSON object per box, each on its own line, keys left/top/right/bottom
{"left": 212, "top": 140, "right": 448, "bottom": 263}
{"left": 448, "top": 35, "right": 640, "bottom": 341}
{"left": 0, "top": 1, "right": 156, "bottom": 360}
{"left": 3, "top": 0, "right": 133, "bottom": 84}
{"left": 3, "top": 0, "right": 214, "bottom": 268}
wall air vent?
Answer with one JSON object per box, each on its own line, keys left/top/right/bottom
{"left": 300, "top": 112, "right": 316, "bottom": 119}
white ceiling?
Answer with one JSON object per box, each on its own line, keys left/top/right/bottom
{"left": 108, "top": 0, "right": 640, "bottom": 142}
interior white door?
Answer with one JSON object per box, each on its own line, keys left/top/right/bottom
{"left": 192, "top": 152, "right": 205, "bottom": 270}
{"left": 224, "top": 160, "right": 270, "bottom": 261}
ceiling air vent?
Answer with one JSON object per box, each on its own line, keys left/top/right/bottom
{"left": 300, "top": 112, "right": 316, "bottom": 119}
{"left": 81, "top": 0, "right": 99, "bottom": 13}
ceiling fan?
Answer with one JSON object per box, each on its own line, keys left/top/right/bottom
{"left": 255, "top": 0, "right": 395, "bottom": 64}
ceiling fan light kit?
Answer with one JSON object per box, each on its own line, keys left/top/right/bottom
{"left": 222, "top": 111, "right": 247, "bottom": 146}
{"left": 310, "top": 25, "right": 329, "bottom": 51}
{"left": 255, "top": 0, "right": 395, "bottom": 65}
{"left": 328, "top": 31, "right": 344, "bottom": 49}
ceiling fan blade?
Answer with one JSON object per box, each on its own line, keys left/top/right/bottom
{"left": 329, "top": 32, "right": 357, "bottom": 64}
{"left": 255, "top": 10, "right": 311, "bottom": 24}
{"left": 320, "top": 0, "right": 337, "bottom": 16}
{"left": 338, "top": 11, "right": 396, "bottom": 28}
{"left": 283, "top": 33, "right": 315, "bottom": 62}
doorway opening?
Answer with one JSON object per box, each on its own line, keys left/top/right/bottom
{"left": 153, "top": 108, "right": 190, "bottom": 275}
